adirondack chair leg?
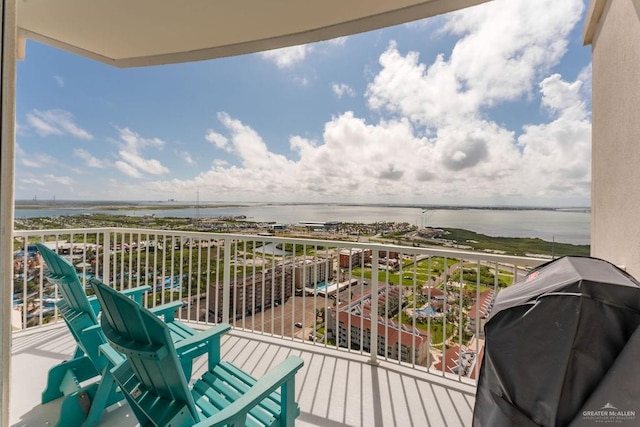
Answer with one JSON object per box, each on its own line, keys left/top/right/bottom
{"left": 54, "top": 383, "right": 98, "bottom": 427}
{"left": 206, "top": 336, "right": 222, "bottom": 370}
{"left": 84, "top": 371, "right": 123, "bottom": 427}
{"left": 181, "top": 357, "right": 193, "bottom": 380}
{"left": 42, "top": 356, "right": 99, "bottom": 403}
{"left": 280, "top": 377, "right": 297, "bottom": 427}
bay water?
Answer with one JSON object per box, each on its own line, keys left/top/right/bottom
{"left": 14, "top": 203, "right": 590, "bottom": 245}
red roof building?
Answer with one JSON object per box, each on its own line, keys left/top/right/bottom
{"left": 335, "top": 310, "right": 431, "bottom": 365}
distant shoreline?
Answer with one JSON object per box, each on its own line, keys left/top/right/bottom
{"left": 14, "top": 200, "right": 591, "bottom": 213}
{"left": 14, "top": 201, "right": 246, "bottom": 211}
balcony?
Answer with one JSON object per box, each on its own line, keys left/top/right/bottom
{"left": 10, "top": 228, "right": 547, "bottom": 426}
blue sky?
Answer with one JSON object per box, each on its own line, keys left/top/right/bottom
{"left": 16, "top": 0, "right": 592, "bottom": 207}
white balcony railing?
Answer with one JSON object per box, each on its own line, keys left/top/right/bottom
{"left": 12, "top": 227, "right": 547, "bottom": 385}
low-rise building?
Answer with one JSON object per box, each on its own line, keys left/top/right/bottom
{"left": 339, "top": 248, "right": 371, "bottom": 269}
{"left": 335, "top": 310, "right": 431, "bottom": 365}
{"left": 467, "top": 289, "right": 495, "bottom": 337}
{"left": 422, "top": 286, "right": 446, "bottom": 302}
{"left": 432, "top": 344, "right": 482, "bottom": 379}
{"left": 363, "top": 285, "right": 402, "bottom": 318}
{"left": 329, "top": 285, "right": 428, "bottom": 365}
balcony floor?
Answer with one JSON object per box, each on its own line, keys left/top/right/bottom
{"left": 11, "top": 322, "right": 476, "bottom": 426}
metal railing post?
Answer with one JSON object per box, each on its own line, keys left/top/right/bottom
{"left": 102, "top": 231, "right": 110, "bottom": 285}
{"left": 369, "top": 248, "right": 379, "bottom": 365}
{"left": 222, "top": 237, "right": 231, "bottom": 324}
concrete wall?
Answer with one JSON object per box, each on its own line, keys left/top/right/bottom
{"left": 588, "top": 0, "right": 640, "bottom": 278}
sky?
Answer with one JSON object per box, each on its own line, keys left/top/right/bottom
{"left": 15, "top": 0, "right": 592, "bottom": 207}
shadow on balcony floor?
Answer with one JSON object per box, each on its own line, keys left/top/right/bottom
{"left": 11, "top": 323, "right": 476, "bottom": 426}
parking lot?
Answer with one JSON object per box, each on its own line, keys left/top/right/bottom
{"left": 181, "top": 279, "right": 371, "bottom": 341}
{"left": 231, "top": 294, "right": 329, "bottom": 339}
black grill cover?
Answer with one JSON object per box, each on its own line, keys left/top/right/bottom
{"left": 473, "top": 256, "right": 640, "bottom": 426}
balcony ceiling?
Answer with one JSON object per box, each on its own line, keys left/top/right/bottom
{"left": 17, "top": 0, "right": 490, "bottom": 68}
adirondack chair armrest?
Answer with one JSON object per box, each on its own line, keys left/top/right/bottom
{"left": 148, "top": 301, "right": 184, "bottom": 322}
{"left": 174, "top": 323, "right": 231, "bottom": 361}
{"left": 87, "top": 285, "right": 151, "bottom": 314}
{"left": 192, "top": 357, "right": 304, "bottom": 427}
{"left": 119, "top": 285, "right": 152, "bottom": 304}
{"left": 98, "top": 343, "right": 125, "bottom": 366}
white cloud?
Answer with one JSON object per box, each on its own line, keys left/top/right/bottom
{"left": 73, "top": 148, "right": 106, "bottom": 168}
{"left": 326, "top": 37, "right": 348, "bottom": 46}
{"left": 112, "top": 127, "right": 169, "bottom": 177}
{"left": 105, "top": 0, "right": 591, "bottom": 206}
{"left": 332, "top": 83, "right": 356, "bottom": 98}
{"left": 260, "top": 37, "right": 347, "bottom": 69}
{"left": 20, "top": 153, "right": 56, "bottom": 168}
{"left": 118, "top": 127, "right": 164, "bottom": 150}
{"left": 15, "top": 121, "right": 26, "bottom": 136}
{"left": 260, "top": 45, "right": 311, "bottom": 68}
{"left": 26, "top": 109, "right": 93, "bottom": 140}
{"left": 516, "top": 74, "right": 591, "bottom": 198}
{"left": 26, "top": 113, "right": 63, "bottom": 137}
{"left": 577, "top": 63, "right": 592, "bottom": 101}
{"left": 21, "top": 178, "right": 45, "bottom": 186}
{"left": 53, "top": 75, "right": 64, "bottom": 87}
{"left": 442, "top": 0, "right": 581, "bottom": 103}
{"left": 177, "top": 150, "right": 195, "bottom": 165}
{"left": 120, "top": 71, "right": 591, "bottom": 206}
{"left": 114, "top": 160, "right": 143, "bottom": 178}
{"left": 294, "top": 76, "right": 310, "bottom": 86}
{"left": 366, "top": 0, "right": 584, "bottom": 128}
{"left": 43, "top": 174, "right": 73, "bottom": 186}
{"left": 205, "top": 129, "right": 230, "bottom": 151}
{"left": 118, "top": 150, "right": 168, "bottom": 175}
{"left": 215, "top": 112, "right": 291, "bottom": 170}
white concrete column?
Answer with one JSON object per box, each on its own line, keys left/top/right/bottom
{"left": 0, "top": 0, "right": 17, "bottom": 424}
{"left": 585, "top": 0, "right": 640, "bottom": 277}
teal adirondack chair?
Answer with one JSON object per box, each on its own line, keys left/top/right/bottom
{"left": 36, "top": 242, "right": 213, "bottom": 427}
{"left": 90, "top": 278, "right": 305, "bottom": 427}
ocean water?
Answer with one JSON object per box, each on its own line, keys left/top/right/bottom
{"left": 14, "top": 204, "right": 590, "bottom": 245}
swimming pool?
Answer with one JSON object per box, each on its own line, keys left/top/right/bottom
{"left": 414, "top": 306, "right": 436, "bottom": 317}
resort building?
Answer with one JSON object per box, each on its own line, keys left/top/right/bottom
{"left": 208, "top": 257, "right": 333, "bottom": 319}
{"left": 334, "top": 309, "right": 431, "bottom": 365}
{"left": 422, "top": 286, "right": 446, "bottom": 302}
{"left": 339, "top": 248, "right": 371, "bottom": 269}
{"left": 467, "top": 289, "right": 496, "bottom": 338}
{"left": 292, "top": 256, "right": 334, "bottom": 290}
{"left": 377, "top": 250, "right": 400, "bottom": 260}
{"left": 362, "top": 285, "right": 403, "bottom": 318}
{"left": 432, "top": 345, "right": 481, "bottom": 379}
{"left": 297, "top": 221, "right": 341, "bottom": 231}
{"left": 328, "top": 285, "right": 427, "bottom": 364}
{"left": 209, "top": 265, "right": 293, "bottom": 320}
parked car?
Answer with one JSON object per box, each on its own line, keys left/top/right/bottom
{"left": 295, "top": 322, "right": 303, "bottom": 328}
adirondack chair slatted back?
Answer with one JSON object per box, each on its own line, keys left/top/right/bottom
{"left": 36, "top": 242, "right": 108, "bottom": 369}
{"left": 36, "top": 242, "right": 97, "bottom": 320}
{"left": 91, "top": 278, "right": 201, "bottom": 425}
